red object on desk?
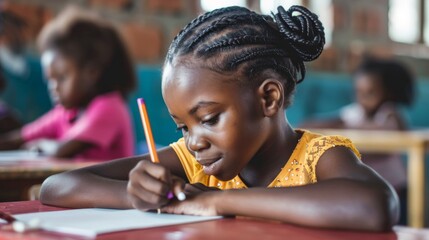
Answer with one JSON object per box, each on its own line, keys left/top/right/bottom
{"left": 0, "top": 201, "right": 398, "bottom": 240}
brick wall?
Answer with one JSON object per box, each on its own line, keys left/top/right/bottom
{"left": 4, "top": 0, "right": 429, "bottom": 76}
{"left": 4, "top": 0, "right": 199, "bottom": 63}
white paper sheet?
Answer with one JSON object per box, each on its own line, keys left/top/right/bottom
{"left": 0, "top": 150, "right": 41, "bottom": 162}
{"left": 14, "top": 208, "right": 222, "bottom": 238}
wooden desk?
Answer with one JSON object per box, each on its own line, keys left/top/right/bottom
{"left": 0, "top": 158, "right": 99, "bottom": 202}
{"left": 0, "top": 201, "right": 398, "bottom": 240}
{"left": 307, "top": 128, "right": 429, "bottom": 228}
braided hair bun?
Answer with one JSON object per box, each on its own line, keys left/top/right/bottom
{"left": 273, "top": 5, "right": 325, "bottom": 62}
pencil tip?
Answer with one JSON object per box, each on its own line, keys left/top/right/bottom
{"left": 137, "top": 98, "right": 145, "bottom": 104}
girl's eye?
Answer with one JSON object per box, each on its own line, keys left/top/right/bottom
{"left": 55, "top": 76, "right": 66, "bottom": 83}
{"left": 202, "top": 114, "right": 220, "bottom": 126}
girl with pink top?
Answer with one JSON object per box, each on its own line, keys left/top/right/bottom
{"left": 0, "top": 7, "right": 136, "bottom": 161}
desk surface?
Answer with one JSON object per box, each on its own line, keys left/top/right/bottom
{"left": 0, "top": 158, "right": 99, "bottom": 180}
{"left": 0, "top": 201, "right": 405, "bottom": 240}
{"left": 0, "top": 158, "right": 100, "bottom": 202}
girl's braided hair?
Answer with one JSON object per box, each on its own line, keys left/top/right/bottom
{"left": 165, "top": 5, "right": 325, "bottom": 107}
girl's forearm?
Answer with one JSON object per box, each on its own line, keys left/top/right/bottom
{"left": 40, "top": 171, "right": 133, "bottom": 209}
{"left": 215, "top": 179, "right": 398, "bottom": 231}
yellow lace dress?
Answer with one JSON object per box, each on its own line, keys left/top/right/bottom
{"left": 170, "top": 129, "right": 361, "bottom": 189}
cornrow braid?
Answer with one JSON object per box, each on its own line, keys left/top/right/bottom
{"left": 185, "top": 14, "right": 271, "bottom": 52}
{"left": 166, "top": 5, "right": 325, "bottom": 108}
{"left": 200, "top": 36, "right": 281, "bottom": 55}
{"left": 229, "top": 48, "right": 289, "bottom": 70}
{"left": 167, "top": 6, "right": 246, "bottom": 61}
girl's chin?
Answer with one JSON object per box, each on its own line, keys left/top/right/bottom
{"left": 205, "top": 165, "right": 238, "bottom": 182}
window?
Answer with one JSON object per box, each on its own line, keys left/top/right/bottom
{"left": 424, "top": 0, "right": 429, "bottom": 43}
{"left": 200, "top": 0, "right": 246, "bottom": 12}
{"left": 388, "top": 0, "right": 420, "bottom": 43}
{"left": 308, "top": 0, "right": 332, "bottom": 46}
{"left": 260, "top": 0, "right": 302, "bottom": 15}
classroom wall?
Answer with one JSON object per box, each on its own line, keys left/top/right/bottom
{"left": 5, "top": 0, "right": 429, "bottom": 77}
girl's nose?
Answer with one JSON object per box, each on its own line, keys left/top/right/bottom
{"left": 47, "top": 80, "right": 59, "bottom": 103}
{"left": 48, "top": 79, "right": 58, "bottom": 91}
{"left": 187, "top": 132, "right": 209, "bottom": 153}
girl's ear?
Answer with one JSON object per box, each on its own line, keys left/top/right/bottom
{"left": 257, "top": 79, "right": 284, "bottom": 117}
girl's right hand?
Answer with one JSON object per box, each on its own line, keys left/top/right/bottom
{"left": 127, "top": 160, "right": 185, "bottom": 210}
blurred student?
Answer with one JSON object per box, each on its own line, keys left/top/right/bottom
{"left": 0, "top": 10, "right": 52, "bottom": 123}
{"left": 303, "top": 57, "right": 414, "bottom": 131}
{"left": 0, "top": 70, "right": 21, "bottom": 133}
{"left": 0, "top": 7, "right": 136, "bottom": 161}
{"left": 0, "top": 9, "right": 28, "bottom": 77}
{"left": 301, "top": 56, "right": 414, "bottom": 224}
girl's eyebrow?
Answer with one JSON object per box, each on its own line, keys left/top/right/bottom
{"left": 170, "top": 101, "right": 219, "bottom": 119}
{"left": 189, "top": 101, "right": 218, "bottom": 115}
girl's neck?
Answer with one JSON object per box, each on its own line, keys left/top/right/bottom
{"left": 239, "top": 117, "right": 300, "bottom": 187}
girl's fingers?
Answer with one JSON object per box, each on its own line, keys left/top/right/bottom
{"left": 135, "top": 170, "right": 171, "bottom": 197}
{"left": 129, "top": 160, "right": 189, "bottom": 206}
{"left": 128, "top": 160, "right": 173, "bottom": 207}
{"left": 136, "top": 160, "right": 172, "bottom": 183}
{"left": 128, "top": 186, "right": 168, "bottom": 209}
{"left": 130, "top": 160, "right": 172, "bottom": 193}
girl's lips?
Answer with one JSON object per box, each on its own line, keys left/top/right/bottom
{"left": 196, "top": 157, "right": 221, "bottom": 166}
{"left": 197, "top": 158, "right": 222, "bottom": 175}
{"left": 201, "top": 158, "right": 222, "bottom": 175}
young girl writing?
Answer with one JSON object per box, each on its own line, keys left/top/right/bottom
{"left": 0, "top": 7, "right": 136, "bottom": 161}
{"left": 40, "top": 5, "right": 398, "bottom": 230}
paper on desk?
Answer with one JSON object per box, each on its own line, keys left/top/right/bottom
{"left": 0, "top": 150, "right": 41, "bottom": 162}
{"left": 13, "top": 208, "right": 222, "bottom": 238}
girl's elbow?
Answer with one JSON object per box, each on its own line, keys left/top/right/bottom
{"left": 39, "top": 173, "right": 74, "bottom": 207}
{"left": 39, "top": 175, "right": 59, "bottom": 205}
{"left": 366, "top": 188, "right": 400, "bottom": 231}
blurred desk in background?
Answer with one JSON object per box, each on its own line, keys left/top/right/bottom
{"left": 308, "top": 128, "right": 429, "bottom": 228}
{"left": 0, "top": 158, "right": 99, "bottom": 202}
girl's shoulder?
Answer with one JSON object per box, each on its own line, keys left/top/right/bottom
{"left": 296, "top": 129, "right": 361, "bottom": 182}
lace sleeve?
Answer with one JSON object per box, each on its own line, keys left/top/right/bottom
{"left": 305, "top": 135, "right": 361, "bottom": 182}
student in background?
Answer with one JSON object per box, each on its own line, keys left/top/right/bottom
{"left": 0, "top": 71, "right": 21, "bottom": 133}
{"left": 0, "top": 7, "right": 136, "bottom": 161}
{"left": 0, "top": 10, "right": 28, "bottom": 78}
{"left": 300, "top": 57, "right": 414, "bottom": 224}
{"left": 301, "top": 57, "right": 414, "bottom": 131}
{"left": 0, "top": 9, "right": 52, "bottom": 123}
{"left": 40, "top": 5, "right": 398, "bottom": 231}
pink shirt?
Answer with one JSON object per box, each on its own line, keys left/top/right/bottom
{"left": 22, "top": 92, "right": 134, "bottom": 161}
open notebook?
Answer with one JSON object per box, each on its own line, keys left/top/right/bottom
{"left": 12, "top": 208, "right": 222, "bottom": 238}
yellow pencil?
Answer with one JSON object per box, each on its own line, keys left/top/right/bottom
{"left": 137, "top": 98, "right": 160, "bottom": 163}
{"left": 137, "top": 98, "right": 186, "bottom": 202}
